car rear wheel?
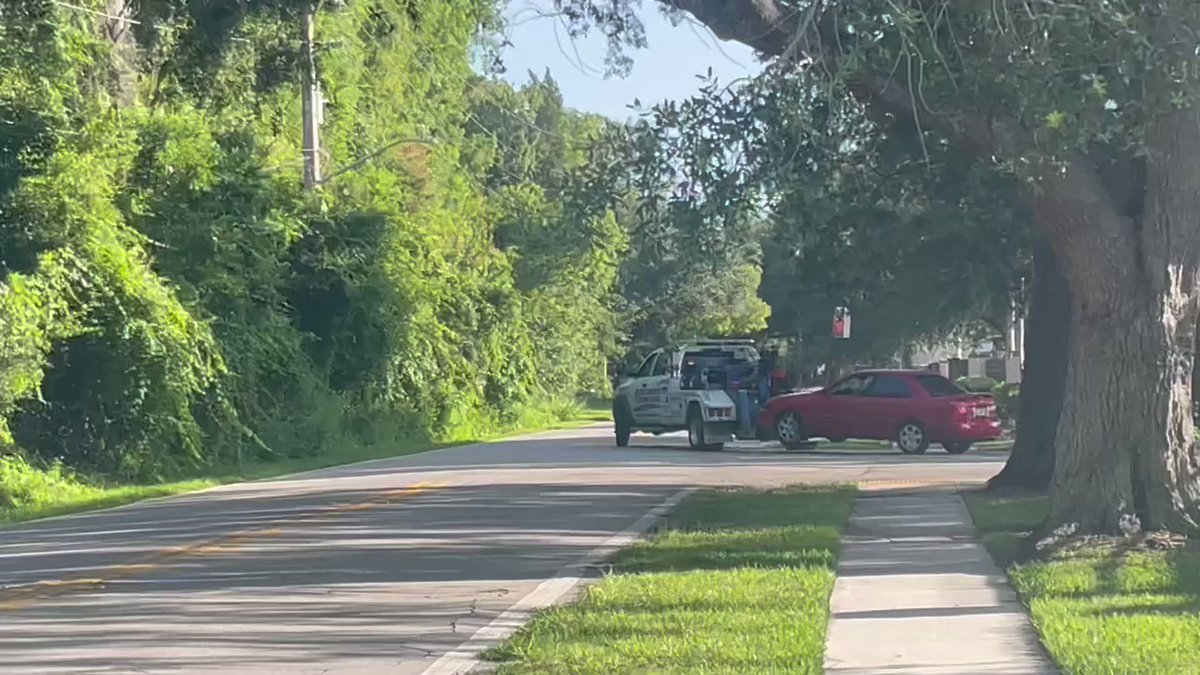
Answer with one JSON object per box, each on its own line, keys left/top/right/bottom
{"left": 944, "top": 442, "right": 972, "bottom": 455}
{"left": 614, "top": 402, "right": 632, "bottom": 448}
{"left": 897, "top": 422, "right": 930, "bottom": 455}
{"left": 776, "top": 412, "right": 809, "bottom": 451}
{"left": 687, "top": 407, "right": 723, "bottom": 451}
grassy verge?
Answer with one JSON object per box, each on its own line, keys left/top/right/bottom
{"left": 486, "top": 485, "right": 856, "bottom": 674}
{"left": 1, "top": 399, "right": 608, "bottom": 526}
{"left": 964, "top": 491, "right": 1200, "bottom": 674}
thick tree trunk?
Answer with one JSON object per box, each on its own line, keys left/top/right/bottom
{"left": 1040, "top": 112, "right": 1200, "bottom": 535}
{"left": 988, "top": 237, "right": 1068, "bottom": 490}
{"left": 1193, "top": 314, "right": 1200, "bottom": 422}
{"left": 1048, "top": 285, "right": 1200, "bottom": 533}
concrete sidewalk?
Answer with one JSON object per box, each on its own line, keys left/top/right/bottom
{"left": 824, "top": 489, "right": 1056, "bottom": 674}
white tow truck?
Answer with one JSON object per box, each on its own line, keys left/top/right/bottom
{"left": 612, "top": 339, "right": 761, "bottom": 451}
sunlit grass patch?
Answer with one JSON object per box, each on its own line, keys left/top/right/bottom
{"left": 965, "top": 489, "right": 1200, "bottom": 674}
{"left": 487, "top": 486, "right": 855, "bottom": 674}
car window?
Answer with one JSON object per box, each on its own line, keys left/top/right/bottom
{"left": 916, "top": 374, "right": 964, "bottom": 397}
{"left": 829, "top": 375, "right": 873, "bottom": 396}
{"left": 635, "top": 353, "right": 659, "bottom": 378}
{"left": 864, "top": 374, "right": 913, "bottom": 398}
{"left": 651, "top": 353, "right": 669, "bottom": 377}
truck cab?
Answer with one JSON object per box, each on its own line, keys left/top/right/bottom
{"left": 613, "top": 339, "right": 761, "bottom": 450}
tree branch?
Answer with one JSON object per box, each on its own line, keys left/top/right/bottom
{"left": 665, "top": 0, "right": 1026, "bottom": 160}
{"left": 660, "top": 0, "right": 1128, "bottom": 303}
{"left": 665, "top": 0, "right": 801, "bottom": 55}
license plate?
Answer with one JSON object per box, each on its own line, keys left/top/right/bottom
{"left": 973, "top": 407, "right": 988, "bottom": 418}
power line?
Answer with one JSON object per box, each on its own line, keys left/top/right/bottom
{"left": 318, "top": 136, "right": 435, "bottom": 185}
{"left": 51, "top": 0, "right": 140, "bottom": 24}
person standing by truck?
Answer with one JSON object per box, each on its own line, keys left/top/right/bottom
{"left": 757, "top": 348, "right": 776, "bottom": 404}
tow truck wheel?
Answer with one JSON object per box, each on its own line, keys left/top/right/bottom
{"left": 614, "top": 403, "right": 632, "bottom": 448}
{"left": 776, "top": 412, "right": 810, "bottom": 451}
{"left": 687, "top": 407, "right": 723, "bottom": 451}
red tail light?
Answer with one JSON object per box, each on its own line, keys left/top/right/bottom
{"left": 955, "top": 401, "right": 997, "bottom": 419}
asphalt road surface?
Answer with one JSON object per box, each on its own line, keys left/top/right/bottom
{"left": 0, "top": 426, "right": 1008, "bottom": 674}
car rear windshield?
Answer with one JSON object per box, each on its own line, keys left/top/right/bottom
{"left": 915, "top": 374, "right": 964, "bottom": 397}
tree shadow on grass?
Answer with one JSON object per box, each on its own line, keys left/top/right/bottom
{"left": 612, "top": 486, "right": 853, "bottom": 574}
{"left": 1088, "top": 596, "right": 1200, "bottom": 618}
{"left": 615, "top": 527, "right": 840, "bottom": 573}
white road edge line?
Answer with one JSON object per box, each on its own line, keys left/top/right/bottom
{"left": 420, "top": 487, "right": 696, "bottom": 675}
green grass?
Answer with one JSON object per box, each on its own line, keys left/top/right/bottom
{"left": 486, "top": 485, "right": 856, "bottom": 674}
{"left": 964, "top": 490, "right": 1200, "bottom": 674}
{"left": 1, "top": 399, "right": 606, "bottom": 526}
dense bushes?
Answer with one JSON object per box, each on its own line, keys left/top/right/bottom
{"left": 992, "top": 382, "right": 1020, "bottom": 427}
{"left": 956, "top": 376, "right": 998, "bottom": 393}
{"left": 0, "top": 0, "right": 627, "bottom": 482}
{"left": 0, "top": 0, "right": 781, "bottom": 491}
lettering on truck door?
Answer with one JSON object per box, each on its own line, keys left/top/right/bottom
{"left": 630, "top": 351, "right": 662, "bottom": 426}
{"left": 661, "top": 352, "right": 685, "bottom": 425}
{"left": 647, "top": 352, "right": 671, "bottom": 425}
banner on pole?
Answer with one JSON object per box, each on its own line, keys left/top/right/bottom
{"left": 833, "top": 306, "right": 852, "bottom": 339}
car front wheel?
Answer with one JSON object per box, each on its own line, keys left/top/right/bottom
{"left": 897, "top": 422, "right": 930, "bottom": 455}
{"left": 776, "top": 412, "right": 809, "bottom": 451}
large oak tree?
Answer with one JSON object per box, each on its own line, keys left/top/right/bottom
{"left": 556, "top": 0, "right": 1200, "bottom": 534}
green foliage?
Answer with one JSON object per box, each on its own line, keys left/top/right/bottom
{"left": 957, "top": 376, "right": 999, "bottom": 393}
{"left": 966, "top": 491, "right": 1200, "bottom": 674}
{"left": 0, "top": 452, "right": 98, "bottom": 510}
{"left": 0, "top": 0, "right": 627, "bottom": 488}
{"left": 993, "top": 382, "right": 1021, "bottom": 425}
{"left": 487, "top": 486, "right": 856, "bottom": 674}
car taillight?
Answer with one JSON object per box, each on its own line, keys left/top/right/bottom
{"left": 957, "top": 402, "right": 996, "bottom": 419}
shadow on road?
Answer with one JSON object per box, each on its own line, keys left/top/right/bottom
{"left": 0, "top": 481, "right": 679, "bottom": 673}
{"left": 0, "top": 429, "right": 1009, "bottom": 674}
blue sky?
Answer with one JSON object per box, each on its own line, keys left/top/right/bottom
{"left": 497, "top": 1, "right": 763, "bottom": 121}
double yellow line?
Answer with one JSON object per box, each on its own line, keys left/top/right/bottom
{"left": 0, "top": 481, "right": 443, "bottom": 612}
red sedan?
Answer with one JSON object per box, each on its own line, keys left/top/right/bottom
{"left": 757, "top": 370, "right": 1002, "bottom": 454}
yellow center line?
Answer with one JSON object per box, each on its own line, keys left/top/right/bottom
{"left": 0, "top": 481, "right": 444, "bottom": 610}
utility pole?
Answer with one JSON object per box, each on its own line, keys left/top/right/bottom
{"left": 301, "top": 1, "right": 322, "bottom": 190}
{"left": 106, "top": 0, "right": 136, "bottom": 107}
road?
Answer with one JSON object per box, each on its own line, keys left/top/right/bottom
{"left": 0, "top": 426, "right": 1008, "bottom": 674}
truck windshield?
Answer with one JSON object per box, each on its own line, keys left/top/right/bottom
{"left": 680, "top": 349, "right": 759, "bottom": 390}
